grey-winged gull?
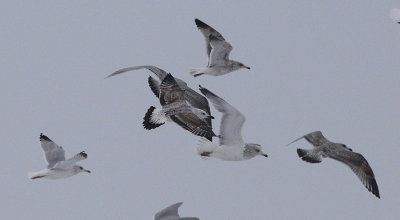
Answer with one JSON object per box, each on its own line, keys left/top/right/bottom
{"left": 190, "top": 18, "right": 250, "bottom": 77}
{"left": 196, "top": 86, "right": 267, "bottom": 161}
{"left": 287, "top": 131, "right": 380, "bottom": 198}
{"left": 28, "top": 133, "right": 90, "bottom": 180}
{"left": 154, "top": 202, "right": 199, "bottom": 220}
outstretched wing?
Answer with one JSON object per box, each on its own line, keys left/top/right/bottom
{"left": 326, "top": 149, "right": 380, "bottom": 198}
{"left": 106, "top": 65, "right": 168, "bottom": 80}
{"left": 199, "top": 86, "right": 245, "bottom": 146}
{"left": 195, "top": 18, "right": 226, "bottom": 58}
{"left": 154, "top": 202, "right": 199, "bottom": 220}
{"left": 40, "top": 133, "right": 65, "bottom": 168}
{"left": 287, "top": 131, "right": 330, "bottom": 147}
{"left": 107, "top": 64, "right": 212, "bottom": 127}
{"left": 159, "top": 73, "right": 185, "bottom": 106}
{"left": 170, "top": 114, "right": 215, "bottom": 141}
{"left": 148, "top": 76, "right": 160, "bottom": 98}
{"left": 209, "top": 35, "right": 232, "bottom": 66}
{"left": 53, "top": 151, "right": 88, "bottom": 170}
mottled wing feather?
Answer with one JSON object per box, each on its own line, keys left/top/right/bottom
{"left": 170, "top": 114, "right": 215, "bottom": 141}
{"left": 159, "top": 73, "right": 185, "bottom": 105}
{"left": 327, "top": 150, "right": 380, "bottom": 198}
{"left": 148, "top": 76, "right": 160, "bottom": 98}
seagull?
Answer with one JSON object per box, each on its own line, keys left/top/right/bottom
{"left": 190, "top": 18, "right": 250, "bottom": 77}
{"left": 390, "top": 8, "right": 400, "bottom": 24}
{"left": 106, "top": 65, "right": 216, "bottom": 140}
{"left": 287, "top": 131, "right": 380, "bottom": 198}
{"left": 143, "top": 73, "right": 216, "bottom": 139}
{"left": 154, "top": 202, "right": 199, "bottom": 220}
{"left": 28, "top": 133, "right": 90, "bottom": 180}
{"left": 196, "top": 86, "right": 267, "bottom": 161}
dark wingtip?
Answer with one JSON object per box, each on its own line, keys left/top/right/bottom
{"left": 297, "top": 149, "right": 306, "bottom": 157}
{"left": 79, "top": 151, "right": 88, "bottom": 158}
{"left": 142, "top": 106, "right": 164, "bottom": 130}
{"left": 40, "top": 133, "right": 52, "bottom": 141}
{"left": 194, "top": 18, "right": 208, "bottom": 29}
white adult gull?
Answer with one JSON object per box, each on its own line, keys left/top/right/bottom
{"left": 287, "top": 131, "right": 380, "bottom": 198}
{"left": 154, "top": 202, "right": 199, "bottom": 220}
{"left": 190, "top": 18, "right": 250, "bottom": 77}
{"left": 106, "top": 65, "right": 216, "bottom": 140}
{"left": 28, "top": 133, "right": 90, "bottom": 180}
{"left": 390, "top": 8, "right": 400, "bottom": 24}
{"left": 196, "top": 86, "right": 268, "bottom": 161}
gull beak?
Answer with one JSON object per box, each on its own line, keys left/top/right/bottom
{"left": 262, "top": 153, "right": 268, "bottom": 158}
{"left": 245, "top": 66, "right": 251, "bottom": 70}
{"left": 84, "top": 169, "right": 91, "bottom": 173}
{"left": 210, "top": 115, "right": 215, "bottom": 119}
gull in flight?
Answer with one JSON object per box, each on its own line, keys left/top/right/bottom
{"left": 28, "top": 133, "right": 90, "bottom": 180}
{"left": 390, "top": 8, "right": 400, "bottom": 24}
{"left": 106, "top": 65, "right": 216, "bottom": 140}
{"left": 190, "top": 18, "right": 250, "bottom": 77}
{"left": 143, "top": 73, "right": 216, "bottom": 139}
{"left": 196, "top": 86, "right": 267, "bottom": 161}
{"left": 287, "top": 131, "right": 380, "bottom": 198}
{"left": 154, "top": 202, "right": 199, "bottom": 220}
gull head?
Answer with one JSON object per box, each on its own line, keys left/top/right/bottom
{"left": 192, "top": 108, "right": 214, "bottom": 120}
{"left": 244, "top": 143, "right": 268, "bottom": 159}
{"left": 74, "top": 165, "right": 91, "bottom": 174}
{"left": 232, "top": 61, "right": 251, "bottom": 70}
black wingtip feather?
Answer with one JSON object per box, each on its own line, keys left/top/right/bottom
{"left": 142, "top": 106, "right": 164, "bottom": 130}
{"left": 195, "top": 18, "right": 208, "bottom": 29}
{"left": 40, "top": 133, "right": 52, "bottom": 141}
{"left": 79, "top": 151, "right": 88, "bottom": 158}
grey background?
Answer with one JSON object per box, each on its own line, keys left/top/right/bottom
{"left": 1, "top": 0, "right": 399, "bottom": 219}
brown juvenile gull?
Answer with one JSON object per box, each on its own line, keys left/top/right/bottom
{"left": 287, "top": 131, "right": 380, "bottom": 198}
{"left": 190, "top": 18, "right": 250, "bottom": 77}
{"left": 154, "top": 202, "right": 199, "bottom": 220}
{"left": 106, "top": 66, "right": 216, "bottom": 140}
{"left": 28, "top": 133, "right": 90, "bottom": 180}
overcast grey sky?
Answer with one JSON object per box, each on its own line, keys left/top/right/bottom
{"left": 1, "top": 1, "right": 399, "bottom": 219}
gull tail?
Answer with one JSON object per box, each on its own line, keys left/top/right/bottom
{"left": 189, "top": 68, "right": 208, "bottom": 77}
{"left": 297, "top": 148, "right": 322, "bottom": 163}
{"left": 28, "top": 170, "right": 48, "bottom": 180}
{"left": 196, "top": 137, "right": 217, "bottom": 159}
{"left": 143, "top": 106, "right": 166, "bottom": 130}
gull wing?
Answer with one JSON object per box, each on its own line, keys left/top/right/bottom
{"left": 170, "top": 114, "right": 215, "bottom": 141}
{"left": 326, "top": 149, "right": 380, "bottom": 198}
{"left": 40, "top": 133, "right": 65, "bottom": 168}
{"left": 287, "top": 131, "right": 330, "bottom": 147}
{"left": 108, "top": 65, "right": 212, "bottom": 127}
{"left": 199, "top": 86, "right": 245, "bottom": 146}
{"left": 195, "top": 18, "right": 225, "bottom": 58}
{"left": 159, "top": 73, "right": 185, "bottom": 106}
{"left": 209, "top": 35, "right": 232, "bottom": 66}
{"left": 154, "top": 202, "right": 199, "bottom": 220}
{"left": 53, "top": 151, "right": 88, "bottom": 170}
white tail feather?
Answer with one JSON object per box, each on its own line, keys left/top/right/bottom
{"left": 27, "top": 170, "right": 48, "bottom": 179}
{"left": 189, "top": 68, "right": 208, "bottom": 77}
{"left": 150, "top": 108, "right": 167, "bottom": 124}
{"left": 196, "top": 138, "right": 217, "bottom": 159}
